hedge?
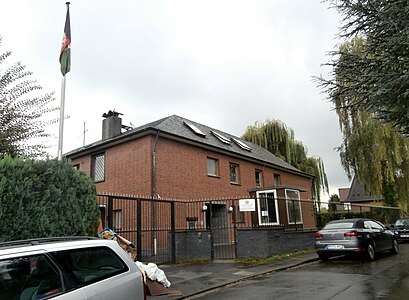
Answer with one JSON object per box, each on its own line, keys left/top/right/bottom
{"left": 0, "top": 156, "right": 100, "bottom": 242}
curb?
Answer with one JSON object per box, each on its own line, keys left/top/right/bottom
{"left": 174, "top": 256, "right": 319, "bottom": 299}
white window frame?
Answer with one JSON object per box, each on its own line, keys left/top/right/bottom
{"left": 285, "top": 189, "right": 303, "bottom": 224}
{"left": 256, "top": 190, "right": 279, "bottom": 226}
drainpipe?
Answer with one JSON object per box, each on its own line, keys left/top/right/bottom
{"left": 151, "top": 130, "right": 160, "bottom": 255}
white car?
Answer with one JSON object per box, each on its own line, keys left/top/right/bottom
{"left": 0, "top": 237, "right": 145, "bottom": 300}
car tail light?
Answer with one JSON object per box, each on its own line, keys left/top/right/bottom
{"left": 314, "top": 233, "right": 323, "bottom": 239}
{"left": 344, "top": 230, "right": 358, "bottom": 237}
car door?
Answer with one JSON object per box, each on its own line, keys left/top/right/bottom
{"left": 0, "top": 253, "right": 86, "bottom": 300}
{"left": 51, "top": 245, "right": 144, "bottom": 300}
{"left": 368, "top": 220, "right": 389, "bottom": 251}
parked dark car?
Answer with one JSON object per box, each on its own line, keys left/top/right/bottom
{"left": 314, "top": 218, "right": 399, "bottom": 261}
{"left": 392, "top": 218, "right": 409, "bottom": 242}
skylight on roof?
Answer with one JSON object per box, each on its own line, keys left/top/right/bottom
{"left": 211, "top": 131, "right": 230, "bottom": 144}
{"left": 184, "top": 121, "right": 206, "bottom": 137}
{"left": 232, "top": 138, "right": 252, "bottom": 151}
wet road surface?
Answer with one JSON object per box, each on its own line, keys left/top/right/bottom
{"left": 194, "top": 243, "right": 409, "bottom": 300}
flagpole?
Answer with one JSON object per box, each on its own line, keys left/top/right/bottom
{"left": 57, "top": 76, "right": 66, "bottom": 161}
{"left": 57, "top": 2, "right": 70, "bottom": 161}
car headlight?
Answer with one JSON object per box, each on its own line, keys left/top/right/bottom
{"left": 394, "top": 231, "right": 399, "bottom": 235}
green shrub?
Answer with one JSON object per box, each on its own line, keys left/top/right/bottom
{"left": 0, "top": 156, "right": 100, "bottom": 242}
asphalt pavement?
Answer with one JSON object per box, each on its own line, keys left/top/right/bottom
{"left": 147, "top": 251, "right": 319, "bottom": 299}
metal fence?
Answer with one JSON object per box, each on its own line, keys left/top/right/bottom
{"left": 97, "top": 195, "right": 401, "bottom": 263}
{"left": 315, "top": 201, "right": 401, "bottom": 229}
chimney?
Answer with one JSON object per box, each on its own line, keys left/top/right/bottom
{"left": 102, "top": 110, "right": 123, "bottom": 140}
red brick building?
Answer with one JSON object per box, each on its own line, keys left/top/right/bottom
{"left": 65, "top": 112, "right": 316, "bottom": 231}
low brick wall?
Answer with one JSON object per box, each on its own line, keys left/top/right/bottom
{"left": 175, "top": 228, "right": 315, "bottom": 261}
{"left": 174, "top": 230, "right": 211, "bottom": 261}
{"left": 237, "top": 228, "right": 315, "bottom": 258}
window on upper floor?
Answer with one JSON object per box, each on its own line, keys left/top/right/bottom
{"left": 207, "top": 157, "right": 219, "bottom": 177}
{"left": 91, "top": 153, "right": 105, "bottom": 182}
{"left": 255, "top": 169, "right": 263, "bottom": 187}
{"left": 229, "top": 163, "right": 240, "bottom": 184}
{"left": 274, "top": 173, "right": 281, "bottom": 186}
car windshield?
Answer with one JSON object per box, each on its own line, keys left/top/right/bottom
{"left": 395, "top": 219, "right": 409, "bottom": 226}
{"left": 324, "top": 222, "right": 355, "bottom": 230}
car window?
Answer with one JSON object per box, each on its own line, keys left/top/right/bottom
{"left": 0, "top": 255, "right": 62, "bottom": 300}
{"left": 324, "top": 222, "right": 354, "bottom": 229}
{"left": 368, "top": 221, "right": 384, "bottom": 230}
{"left": 364, "top": 221, "right": 371, "bottom": 229}
{"left": 51, "top": 246, "right": 128, "bottom": 287}
{"left": 396, "top": 219, "right": 409, "bottom": 226}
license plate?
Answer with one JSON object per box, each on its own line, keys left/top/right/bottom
{"left": 400, "top": 234, "right": 409, "bottom": 237}
{"left": 326, "top": 245, "right": 344, "bottom": 250}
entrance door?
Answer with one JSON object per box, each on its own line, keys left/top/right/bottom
{"left": 206, "top": 203, "right": 236, "bottom": 259}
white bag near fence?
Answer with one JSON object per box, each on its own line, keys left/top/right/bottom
{"left": 135, "top": 261, "right": 171, "bottom": 288}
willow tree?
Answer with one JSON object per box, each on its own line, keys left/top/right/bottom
{"left": 319, "top": 37, "right": 409, "bottom": 212}
{"left": 242, "top": 119, "right": 328, "bottom": 201}
{"left": 321, "top": 0, "right": 409, "bottom": 133}
{"left": 0, "top": 36, "right": 58, "bottom": 158}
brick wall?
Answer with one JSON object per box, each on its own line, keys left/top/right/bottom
{"left": 236, "top": 228, "right": 315, "bottom": 258}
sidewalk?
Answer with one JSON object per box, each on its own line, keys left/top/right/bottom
{"left": 147, "top": 251, "right": 319, "bottom": 299}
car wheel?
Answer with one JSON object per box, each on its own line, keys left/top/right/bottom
{"left": 365, "top": 243, "right": 375, "bottom": 261}
{"left": 318, "top": 253, "right": 329, "bottom": 261}
{"left": 390, "top": 239, "right": 399, "bottom": 255}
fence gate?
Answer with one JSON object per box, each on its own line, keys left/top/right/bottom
{"left": 206, "top": 202, "right": 236, "bottom": 259}
{"left": 98, "top": 195, "right": 176, "bottom": 264}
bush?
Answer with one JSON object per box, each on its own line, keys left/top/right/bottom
{"left": 0, "top": 156, "right": 100, "bottom": 242}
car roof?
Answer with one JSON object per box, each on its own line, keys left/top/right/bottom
{"left": 0, "top": 237, "right": 115, "bottom": 257}
{"left": 328, "top": 218, "right": 371, "bottom": 223}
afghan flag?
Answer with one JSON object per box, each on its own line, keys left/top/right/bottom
{"left": 60, "top": 4, "right": 71, "bottom": 76}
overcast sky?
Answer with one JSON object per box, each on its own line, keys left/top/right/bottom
{"left": 0, "top": 0, "right": 350, "bottom": 196}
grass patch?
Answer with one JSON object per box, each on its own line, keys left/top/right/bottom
{"left": 237, "top": 249, "right": 313, "bottom": 265}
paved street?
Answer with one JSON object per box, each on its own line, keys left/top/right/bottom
{"left": 193, "top": 244, "right": 409, "bottom": 300}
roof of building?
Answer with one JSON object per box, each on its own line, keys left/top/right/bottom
{"left": 338, "top": 187, "right": 350, "bottom": 202}
{"left": 347, "top": 176, "right": 383, "bottom": 202}
{"left": 65, "top": 114, "right": 312, "bottom": 178}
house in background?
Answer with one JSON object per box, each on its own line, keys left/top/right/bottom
{"left": 338, "top": 187, "right": 350, "bottom": 203}
{"left": 65, "top": 112, "right": 317, "bottom": 261}
{"left": 346, "top": 176, "right": 383, "bottom": 206}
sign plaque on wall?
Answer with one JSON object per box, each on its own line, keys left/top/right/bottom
{"left": 239, "top": 198, "right": 256, "bottom": 212}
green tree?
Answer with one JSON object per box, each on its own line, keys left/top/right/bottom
{"left": 324, "top": 38, "right": 409, "bottom": 212}
{"left": 0, "top": 156, "right": 100, "bottom": 242}
{"left": 0, "top": 36, "right": 58, "bottom": 158}
{"left": 242, "top": 119, "right": 328, "bottom": 200}
{"left": 328, "top": 194, "right": 340, "bottom": 212}
{"left": 319, "top": 0, "right": 409, "bottom": 133}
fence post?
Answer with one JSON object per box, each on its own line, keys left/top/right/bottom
{"left": 107, "top": 196, "right": 113, "bottom": 229}
{"left": 136, "top": 199, "right": 142, "bottom": 260}
{"left": 170, "top": 201, "right": 176, "bottom": 264}
{"left": 209, "top": 202, "right": 214, "bottom": 260}
{"left": 232, "top": 200, "right": 238, "bottom": 259}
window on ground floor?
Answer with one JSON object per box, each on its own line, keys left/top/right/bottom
{"left": 285, "top": 189, "right": 302, "bottom": 224}
{"left": 113, "top": 209, "right": 122, "bottom": 230}
{"left": 256, "top": 190, "right": 279, "bottom": 225}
